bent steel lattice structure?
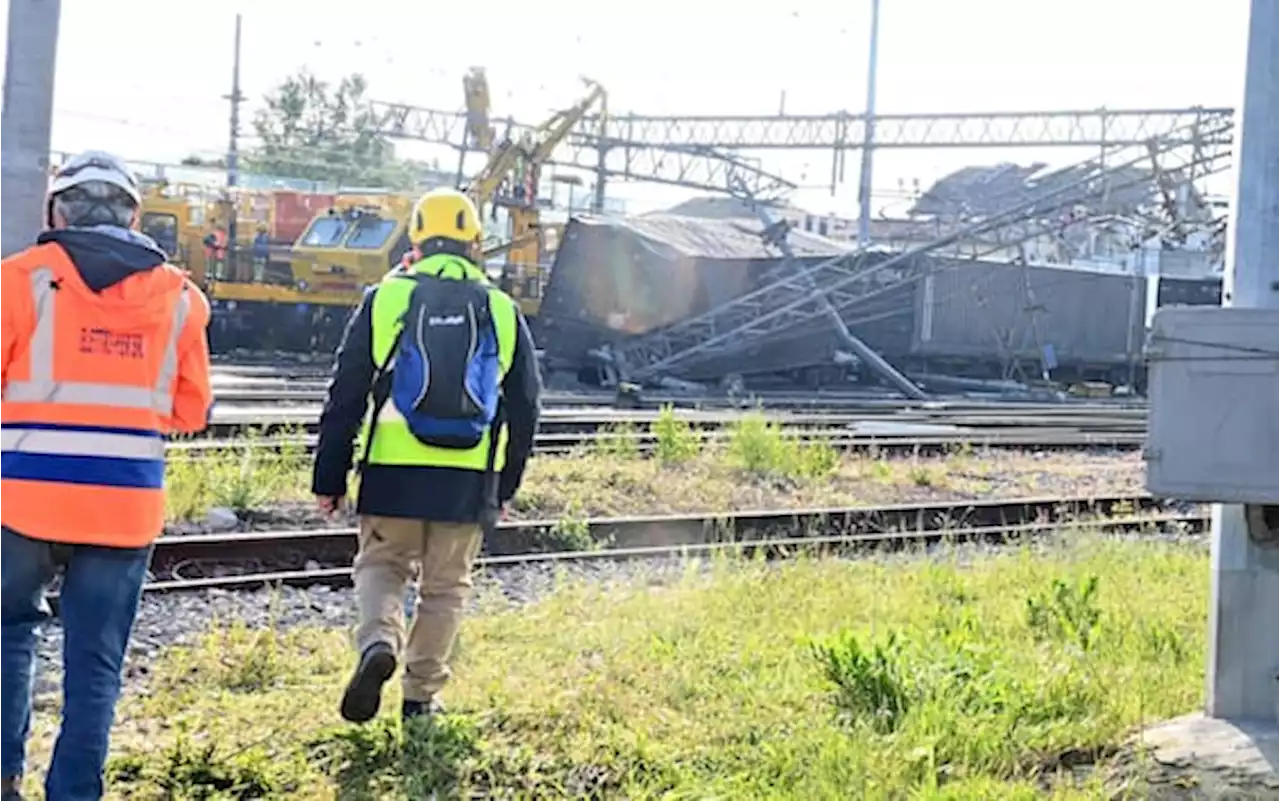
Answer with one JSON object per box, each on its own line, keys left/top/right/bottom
{"left": 370, "top": 101, "right": 1234, "bottom": 198}
{"left": 370, "top": 102, "right": 797, "bottom": 197}
{"left": 605, "top": 119, "right": 1233, "bottom": 383}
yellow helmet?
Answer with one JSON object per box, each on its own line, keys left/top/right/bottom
{"left": 408, "top": 188, "right": 482, "bottom": 246}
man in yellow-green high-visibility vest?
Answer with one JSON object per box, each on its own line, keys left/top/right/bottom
{"left": 311, "top": 188, "right": 542, "bottom": 725}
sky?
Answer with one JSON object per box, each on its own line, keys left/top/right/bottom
{"left": 1, "top": 0, "right": 1253, "bottom": 216}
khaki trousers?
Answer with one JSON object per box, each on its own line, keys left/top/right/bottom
{"left": 353, "top": 515, "right": 483, "bottom": 702}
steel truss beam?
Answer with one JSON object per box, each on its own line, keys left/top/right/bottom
{"left": 371, "top": 103, "right": 795, "bottom": 196}
{"left": 582, "top": 106, "right": 1235, "bottom": 150}
{"left": 551, "top": 141, "right": 795, "bottom": 196}
{"left": 610, "top": 121, "right": 1231, "bottom": 382}
{"left": 375, "top": 102, "right": 1236, "bottom": 153}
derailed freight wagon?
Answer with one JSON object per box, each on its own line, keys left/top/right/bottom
{"left": 902, "top": 258, "right": 1148, "bottom": 385}
{"left": 537, "top": 213, "right": 1222, "bottom": 390}
{"left": 536, "top": 214, "right": 914, "bottom": 384}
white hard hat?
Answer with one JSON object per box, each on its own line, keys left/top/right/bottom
{"left": 48, "top": 150, "right": 141, "bottom": 206}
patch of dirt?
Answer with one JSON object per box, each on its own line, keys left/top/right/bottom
{"left": 1068, "top": 743, "right": 1278, "bottom": 800}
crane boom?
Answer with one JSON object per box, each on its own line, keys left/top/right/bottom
{"left": 464, "top": 77, "right": 606, "bottom": 214}
{"left": 457, "top": 74, "right": 608, "bottom": 318}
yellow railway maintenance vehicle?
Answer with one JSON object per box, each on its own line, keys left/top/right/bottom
{"left": 137, "top": 180, "right": 241, "bottom": 285}
{"left": 205, "top": 191, "right": 418, "bottom": 353}
{"left": 201, "top": 72, "right": 606, "bottom": 354}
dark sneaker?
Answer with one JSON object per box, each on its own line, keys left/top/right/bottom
{"left": 340, "top": 642, "right": 397, "bottom": 723}
{"left": 402, "top": 696, "right": 446, "bottom": 722}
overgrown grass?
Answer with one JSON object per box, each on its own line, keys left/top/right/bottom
{"left": 164, "top": 416, "right": 1145, "bottom": 524}
{"left": 23, "top": 535, "right": 1207, "bottom": 799}
{"left": 166, "top": 427, "right": 310, "bottom": 521}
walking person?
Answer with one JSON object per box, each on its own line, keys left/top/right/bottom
{"left": 1, "top": 151, "right": 214, "bottom": 800}
{"left": 312, "top": 188, "right": 541, "bottom": 723}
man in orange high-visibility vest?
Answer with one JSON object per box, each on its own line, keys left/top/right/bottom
{"left": 1, "top": 151, "right": 214, "bottom": 801}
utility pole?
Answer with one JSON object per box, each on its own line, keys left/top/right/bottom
{"left": 855, "top": 0, "right": 881, "bottom": 246}
{"left": 224, "top": 13, "right": 244, "bottom": 255}
{"left": 1, "top": 0, "right": 62, "bottom": 257}
{"left": 1206, "top": 0, "right": 1278, "bottom": 723}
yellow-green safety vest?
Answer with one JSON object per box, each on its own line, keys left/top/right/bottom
{"left": 363, "top": 254, "right": 519, "bottom": 471}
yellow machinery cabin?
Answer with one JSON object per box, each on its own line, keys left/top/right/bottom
{"left": 209, "top": 192, "right": 414, "bottom": 308}
{"left": 137, "top": 180, "right": 279, "bottom": 285}
{"left": 138, "top": 181, "right": 228, "bottom": 284}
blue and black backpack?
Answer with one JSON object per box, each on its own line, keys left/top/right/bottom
{"left": 364, "top": 270, "right": 504, "bottom": 462}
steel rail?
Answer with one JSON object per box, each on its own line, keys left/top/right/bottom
{"left": 170, "top": 429, "right": 1146, "bottom": 461}
{"left": 206, "top": 385, "right": 1153, "bottom": 407}
{"left": 199, "top": 404, "right": 1149, "bottom": 435}
{"left": 141, "top": 510, "right": 1205, "bottom": 594}
{"left": 145, "top": 494, "right": 1192, "bottom": 581}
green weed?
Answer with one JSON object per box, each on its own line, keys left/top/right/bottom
{"left": 63, "top": 536, "right": 1208, "bottom": 799}
{"left": 591, "top": 421, "right": 641, "bottom": 460}
{"left": 650, "top": 404, "right": 700, "bottom": 465}
{"left": 726, "top": 412, "right": 841, "bottom": 482}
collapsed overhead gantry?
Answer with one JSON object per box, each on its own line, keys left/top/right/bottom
{"left": 371, "top": 101, "right": 1233, "bottom": 198}
{"left": 723, "top": 175, "right": 928, "bottom": 400}
{"left": 601, "top": 119, "right": 1234, "bottom": 389}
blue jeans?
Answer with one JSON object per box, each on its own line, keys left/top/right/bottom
{"left": 1, "top": 527, "right": 151, "bottom": 801}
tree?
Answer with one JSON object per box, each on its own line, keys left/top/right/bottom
{"left": 244, "top": 69, "right": 416, "bottom": 189}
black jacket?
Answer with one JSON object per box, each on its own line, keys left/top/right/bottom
{"left": 311, "top": 285, "right": 542, "bottom": 522}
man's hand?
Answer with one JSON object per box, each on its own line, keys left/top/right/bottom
{"left": 315, "top": 495, "right": 345, "bottom": 516}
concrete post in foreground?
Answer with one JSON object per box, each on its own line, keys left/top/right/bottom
{"left": 1, "top": 0, "right": 62, "bottom": 258}
{"left": 1206, "top": 0, "right": 1279, "bottom": 723}
{"left": 855, "top": 0, "right": 881, "bottom": 246}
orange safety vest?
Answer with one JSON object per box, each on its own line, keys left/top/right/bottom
{"left": 1, "top": 243, "right": 212, "bottom": 547}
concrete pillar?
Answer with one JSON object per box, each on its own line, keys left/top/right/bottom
{"left": 1, "top": 0, "right": 62, "bottom": 257}
{"left": 1206, "top": 0, "right": 1279, "bottom": 723}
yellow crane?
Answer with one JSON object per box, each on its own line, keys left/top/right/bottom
{"left": 461, "top": 69, "right": 607, "bottom": 316}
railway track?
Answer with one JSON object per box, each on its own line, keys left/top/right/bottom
{"left": 209, "top": 379, "right": 1148, "bottom": 406}
{"left": 205, "top": 391, "right": 1151, "bottom": 408}
{"left": 139, "top": 494, "right": 1201, "bottom": 594}
{"left": 172, "top": 428, "right": 1145, "bottom": 458}
{"left": 202, "top": 367, "right": 1148, "bottom": 453}
{"left": 208, "top": 385, "right": 1147, "bottom": 410}
{"left": 175, "top": 401, "right": 1148, "bottom": 457}
{"left": 199, "top": 403, "right": 1147, "bottom": 436}
{"left": 210, "top": 365, "right": 1147, "bottom": 413}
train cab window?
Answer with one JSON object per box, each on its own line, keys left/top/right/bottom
{"left": 299, "top": 216, "right": 351, "bottom": 247}
{"left": 345, "top": 216, "right": 398, "bottom": 250}
{"left": 140, "top": 212, "right": 179, "bottom": 258}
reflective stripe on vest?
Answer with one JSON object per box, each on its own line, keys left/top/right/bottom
{"left": 1, "top": 266, "right": 191, "bottom": 490}
{"left": 0, "top": 423, "right": 166, "bottom": 488}
{"left": 362, "top": 254, "right": 518, "bottom": 471}
{"left": 2, "top": 267, "right": 192, "bottom": 414}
